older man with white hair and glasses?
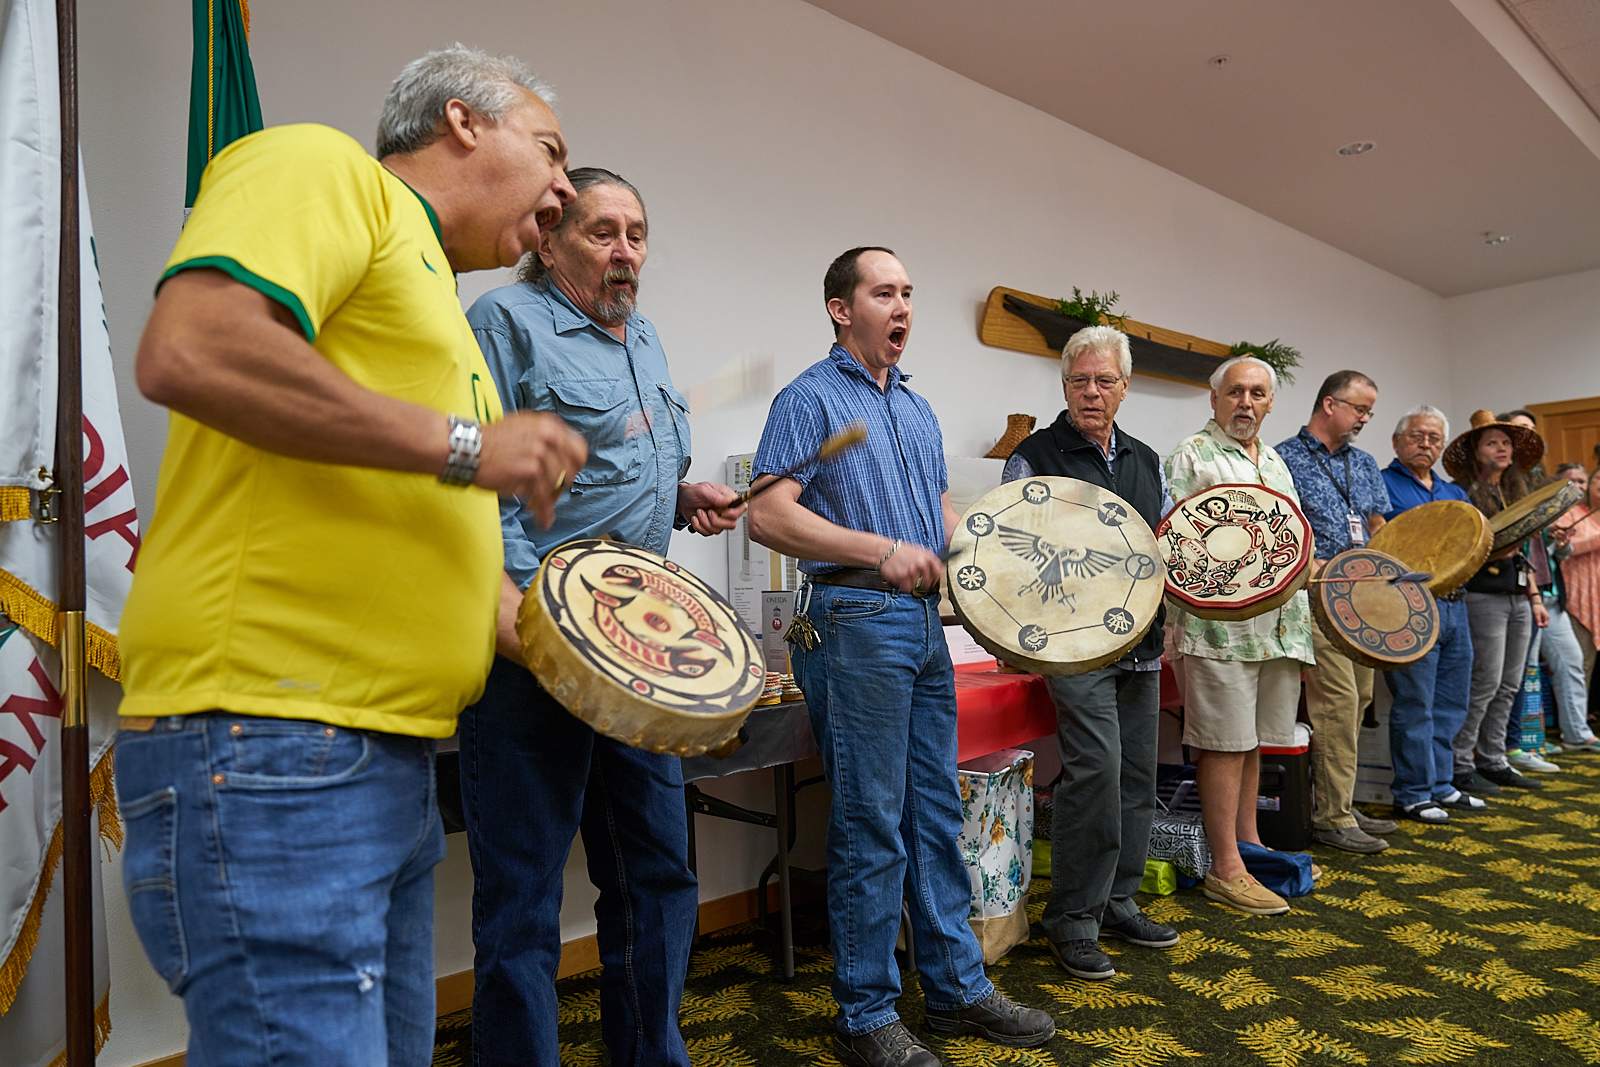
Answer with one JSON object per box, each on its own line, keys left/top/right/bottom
{"left": 1001, "top": 326, "right": 1178, "bottom": 980}
{"left": 1378, "top": 407, "right": 1490, "bottom": 822}
{"left": 1164, "top": 356, "right": 1314, "bottom": 917}
{"left": 114, "top": 47, "right": 586, "bottom": 1064}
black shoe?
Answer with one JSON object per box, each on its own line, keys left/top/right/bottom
{"left": 1478, "top": 764, "right": 1544, "bottom": 790}
{"left": 1438, "top": 789, "right": 1488, "bottom": 812}
{"left": 924, "top": 988, "right": 1056, "bottom": 1048}
{"left": 834, "top": 1021, "right": 940, "bottom": 1067}
{"left": 1454, "top": 771, "right": 1501, "bottom": 796}
{"left": 1101, "top": 913, "right": 1181, "bottom": 949}
{"left": 1047, "top": 937, "right": 1116, "bottom": 980}
{"left": 1393, "top": 800, "right": 1450, "bottom": 823}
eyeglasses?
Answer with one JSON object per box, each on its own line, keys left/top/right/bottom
{"left": 1401, "top": 432, "right": 1444, "bottom": 447}
{"left": 1066, "top": 374, "right": 1126, "bottom": 392}
{"left": 1329, "top": 396, "right": 1374, "bottom": 419}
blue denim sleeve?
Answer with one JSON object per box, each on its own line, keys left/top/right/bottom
{"left": 753, "top": 384, "right": 825, "bottom": 486}
{"left": 470, "top": 309, "right": 543, "bottom": 591}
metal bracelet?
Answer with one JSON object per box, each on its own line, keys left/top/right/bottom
{"left": 876, "top": 538, "right": 901, "bottom": 570}
{"left": 438, "top": 415, "right": 482, "bottom": 487}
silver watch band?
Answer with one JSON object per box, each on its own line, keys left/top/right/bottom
{"left": 439, "top": 415, "right": 482, "bottom": 487}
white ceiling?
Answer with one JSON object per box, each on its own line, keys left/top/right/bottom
{"left": 802, "top": 0, "right": 1600, "bottom": 297}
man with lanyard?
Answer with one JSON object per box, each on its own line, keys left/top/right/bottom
{"left": 115, "top": 48, "right": 589, "bottom": 1063}
{"left": 1379, "top": 406, "right": 1488, "bottom": 822}
{"left": 1000, "top": 325, "right": 1177, "bottom": 980}
{"left": 1166, "top": 356, "right": 1314, "bottom": 916}
{"left": 1275, "top": 370, "right": 1394, "bottom": 854}
{"left": 748, "top": 247, "right": 1054, "bottom": 1067}
{"left": 461, "top": 168, "right": 742, "bottom": 1067}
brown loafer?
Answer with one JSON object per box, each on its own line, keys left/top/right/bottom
{"left": 1203, "top": 870, "right": 1290, "bottom": 915}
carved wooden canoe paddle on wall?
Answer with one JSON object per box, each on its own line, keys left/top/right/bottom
{"left": 979, "top": 286, "right": 1229, "bottom": 389}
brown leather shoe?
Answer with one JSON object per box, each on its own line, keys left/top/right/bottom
{"left": 1203, "top": 870, "right": 1290, "bottom": 915}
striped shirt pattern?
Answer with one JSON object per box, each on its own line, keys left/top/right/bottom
{"left": 754, "top": 345, "right": 948, "bottom": 574}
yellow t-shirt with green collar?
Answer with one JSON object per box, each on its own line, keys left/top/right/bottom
{"left": 119, "top": 123, "right": 504, "bottom": 738}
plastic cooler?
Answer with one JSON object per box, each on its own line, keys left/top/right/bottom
{"left": 1257, "top": 723, "right": 1312, "bottom": 851}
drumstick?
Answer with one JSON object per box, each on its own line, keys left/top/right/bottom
{"left": 734, "top": 422, "right": 869, "bottom": 507}
{"left": 1308, "top": 570, "right": 1433, "bottom": 585}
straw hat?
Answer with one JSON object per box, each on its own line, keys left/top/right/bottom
{"left": 1441, "top": 409, "right": 1544, "bottom": 482}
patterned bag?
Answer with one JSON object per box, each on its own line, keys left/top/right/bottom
{"left": 956, "top": 749, "right": 1034, "bottom": 964}
{"left": 1516, "top": 662, "right": 1548, "bottom": 755}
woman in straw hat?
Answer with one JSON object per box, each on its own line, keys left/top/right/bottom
{"left": 1443, "top": 410, "right": 1549, "bottom": 796}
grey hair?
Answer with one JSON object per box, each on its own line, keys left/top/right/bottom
{"left": 1393, "top": 405, "right": 1450, "bottom": 441}
{"left": 1209, "top": 355, "right": 1277, "bottom": 393}
{"left": 1061, "top": 325, "right": 1132, "bottom": 380}
{"left": 518, "top": 168, "right": 648, "bottom": 286}
{"left": 376, "top": 45, "right": 555, "bottom": 158}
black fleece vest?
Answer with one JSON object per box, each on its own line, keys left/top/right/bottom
{"left": 1009, "top": 411, "right": 1166, "bottom": 664}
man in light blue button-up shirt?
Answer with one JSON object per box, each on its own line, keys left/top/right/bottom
{"left": 457, "top": 170, "right": 741, "bottom": 1067}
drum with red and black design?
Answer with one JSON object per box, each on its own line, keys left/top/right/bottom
{"left": 515, "top": 539, "right": 764, "bottom": 755}
{"left": 1308, "top": 547, "right": 1439, "bottom": 670}
{"left": 1156, "top": 483, "right": 1314, "bottom": 621}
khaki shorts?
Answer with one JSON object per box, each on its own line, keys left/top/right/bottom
{"left": 1179, "top": 655, "right": 1303, "bottom": 752}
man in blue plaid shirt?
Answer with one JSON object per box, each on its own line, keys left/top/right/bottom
{"left": 748, "top": 248, "right": 1054, "bottom": 1067}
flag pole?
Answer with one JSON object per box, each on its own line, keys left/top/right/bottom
{"left": 54, "top": 0, "right": 94, "bottom": 1060}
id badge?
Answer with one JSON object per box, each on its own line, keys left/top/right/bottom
{"left": 1347, "top": 513, "right": 1367, "bottom": 546}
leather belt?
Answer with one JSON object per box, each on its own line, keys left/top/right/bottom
{"left": 810, "top": 567, "right": 937, "bottom": 598}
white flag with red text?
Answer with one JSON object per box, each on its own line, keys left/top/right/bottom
{"left": 0, "top": 0, "right": 137, "bottom": 1059}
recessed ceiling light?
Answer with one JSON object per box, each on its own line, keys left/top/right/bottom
{"left": 1337, "top": 141, "right": 1375, "bottom": 156}
{"left": 1483, "top": 233, "right": 1513, "bottom": 246}
{"left": 1208, "top": 55, "right": 1230, "bottom": 68}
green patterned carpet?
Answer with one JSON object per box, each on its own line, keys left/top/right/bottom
{"left": 435, "top": 753, "right": 1600, "bottom": 1066}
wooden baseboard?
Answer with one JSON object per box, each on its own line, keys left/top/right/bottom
{"left": 135, "top": 878, "right": 819, "bottom": 1067}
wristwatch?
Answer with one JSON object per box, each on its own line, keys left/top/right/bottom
{"left": 439, "top": 415, "right": 482, "bottom": 487}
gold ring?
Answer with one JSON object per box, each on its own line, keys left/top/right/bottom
{"left": 553, "top": 470, "right": 568, "bottom": 495}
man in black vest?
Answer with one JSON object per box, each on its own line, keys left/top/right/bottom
{"left": 1002, "top": 325, "right": 1177, "bottom": 981}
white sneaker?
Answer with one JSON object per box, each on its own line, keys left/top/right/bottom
{"left": 1507, "top": 749, "right": 1560, "bottom": 773}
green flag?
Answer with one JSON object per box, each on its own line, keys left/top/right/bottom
{"left": 186, "top": 0, "right": 262, "bottom": 209}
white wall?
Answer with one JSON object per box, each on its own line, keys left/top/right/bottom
{"left": 1445, "top": 266, "right": 1600, "bottom": 433}
{"left": 75, "top": 0, "right": 1463, "bottom": 1062}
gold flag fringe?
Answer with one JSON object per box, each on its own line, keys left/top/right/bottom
{"left": 45, "top": 988, "right": 113, "bottom": 1066}
{"left": 0, "top": 567, "right": 122, "bottom": 680}
{"left": 0, "top": 748, "right": 122, "bottom": 1016}
{"left": 0, "top": 488, "right": 30, "bottom": 522}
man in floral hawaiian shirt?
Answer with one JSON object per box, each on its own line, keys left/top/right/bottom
{"left": 1165, "top": 356, "right": 1315, "bottom": 917}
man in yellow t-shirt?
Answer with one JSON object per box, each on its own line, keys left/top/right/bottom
{"left": 113, "top": 46, "right": 588, "bottom": 1065}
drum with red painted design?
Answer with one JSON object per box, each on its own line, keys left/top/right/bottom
{"left": 516, "top": 539, "right": 763, "bottom": 755}
{"left": 1308, "top": 548, "right": 1439, "bottom": 670}
{"left": 1156, "top": 483, "right": 1314, "bottom": 621}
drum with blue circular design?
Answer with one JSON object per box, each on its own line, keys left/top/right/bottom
{"left": 1308, "top": 547, "right": 1439, "bottom": 670}
{"left": 946, "top": 477, "right": 1164, "bottom": 675}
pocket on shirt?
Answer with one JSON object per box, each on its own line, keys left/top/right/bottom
{"left": 661, "top": 383, "right": 693, "bottom": 480}
{"left": 547, "top": 378, "right": 643, "bottom": 486}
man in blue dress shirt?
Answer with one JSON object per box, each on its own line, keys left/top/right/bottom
{"left": 459, "top": 169, "right": 742, "bottom": 1067}
{"left": 1379, "top": 406, "right": 1488, "bottom": 822}
{"left": 1276, "top": 371, "right": 1394, "bottom": 854}
{"left": 748, "top": 247, "right": 1054, "bottom": 1067}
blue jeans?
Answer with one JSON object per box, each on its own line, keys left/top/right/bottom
{"left": 1042, "top": 667, "right": 1159, "bottom": 942}
{"left": 1385, "top": 598, "right": 1473, "bottom": 806}
{"left": 116, "top": 713, "right": 445, "bottom": 1067}
{"left": 457, "top": 655, "right": 698, "bottom": 1067}
{"left": 791, "top": 584, "right": 991, "bottom": 1036}
{"left": 1525, "top": 603, "right": 1598, "bottom": 745}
